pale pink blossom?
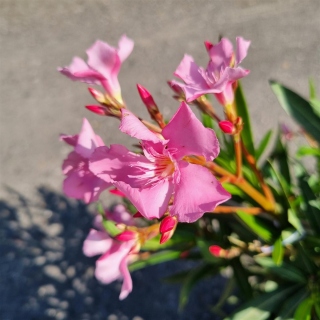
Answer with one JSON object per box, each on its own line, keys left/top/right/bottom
{"left": 90, "top": 102, "right": 230, "bottom": 223}
{"left": 61, "top": 118, "right": 110, "bottom": 203}
{"left": 170, "top": 37, "right": 250, "bottom": 103}
{"left": 83, "top": 205, "right": 136, "bottom": 300}
{"left": 58, "top": 35, "right": 134, "bottom": 102}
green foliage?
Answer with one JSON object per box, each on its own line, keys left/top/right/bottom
{"left": 235, "top": 82, "right": 255, "bottom": 155}
{"left": 270, "top": 80, "right": 320, "bottom": 143}
{"left": 111, "top": 80, "right": 320, "bottom": 318}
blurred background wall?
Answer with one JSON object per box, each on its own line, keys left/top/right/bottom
{"left": 0, "top": 1, "right": 319, "bottom": 319}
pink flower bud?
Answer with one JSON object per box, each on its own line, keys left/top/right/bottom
{"left": 137, "top": 84, "right": 158, "bottom": 113}
{"left": 219, "top": 120, "right": 236, "bottom": 134}
{"left": 167, "top": 81, "right": 185, "bottom": 98}
{"left": 160, "top": 229, "right": 175, "bottom": 244}
{"left": 204, "top": 40, "right": 213, "bottom": 52}
{"left": 85, "top": 105, "right": 106, "bottom": 116}
{"left": 209, "top": 245, "right": 222, "bottom": 257}
{"left": 115, "top": 230, "right": 137, "bottom": 242}
{"left": 88, "top": 87, "right": 106, "bottom": 104}
{"left": 109, "top": 188, "right": 126, "bottom": 197}
{"left": 160, "top": 216, "right": 178, "bottom": 234}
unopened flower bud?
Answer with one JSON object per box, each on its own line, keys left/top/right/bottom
{"left": 109, "top": 188, "right": 126, "bottom": 197}
{"left": 85, "top": 105, "right": 107, "bottom": 116}
{"left": 160, "top": 216, "right": 178, "bottom": 233}
{"left": 115, "top": 230, "right": 137, "bottom": 242}
{"left": 219, "top": 120, "right": 236, "bottom": 134}
{"left": 160, "top": 229, "right": 175, "bottom": 244}
{"left": 137, "top": 84, "right": 158, "bottom": 113}
{"left": 204, "top": 40, "right": 213, "bottom": 52}
{"left": 159, "top": 216, "right": 178, "bottom": 244}
{"left": 167, "top": 81, "right": 185, "bottom": 100}
{"left": 88, "top": 87, "right": 106, "bottom": 104}
{"left": 209, "top": 245, "right": 223, "bottom": 257}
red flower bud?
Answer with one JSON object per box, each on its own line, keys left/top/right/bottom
{"left": 85, "top": 105, "right": 106, "bottom": 116}
{"left": 88, "top": 87, "right": 106, "bottom": 104}
{"left": 115, "top": 230, "right": 137, "bottom": 242}
{"left": 204, "top": 40, "right": 213, "bottom": 52}
{"left": 219, "top": 120, "right": 236, "bottom": 134}
{"left": 160, "top": 229, "right": 175, "bottom": 244}
{"left": 137, "top": 84, "right": 158, "bottom": 113}
{"left": 109, "top": 188, "right": 126, "bottom": 197}
{"left": 209, "top": 245, "right": 222, "bottom": 257}
{"left": 160, "top": 216, "right": 178, "bottom": 234}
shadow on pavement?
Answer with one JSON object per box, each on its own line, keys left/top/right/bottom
{"left": 0, "top": 187, "right": 230, "bottom": 320}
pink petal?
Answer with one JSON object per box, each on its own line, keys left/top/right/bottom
{"left": 208, "top": 38, "right": 233, "bottom": 69}
{"left": 63, "top": 170, "right": 110, "bottom": 203}
{"left": 174, "top": 54, "right": 208, "bottom": 88}
{"left": 90, "top": 145, "right": 144, "bottom": 184}
{"left": 119, "top": 109, "right": 163, "bottom": 144}
{"left": 62, "top": 151, "right": 82, "bottom": 175}
{"left": 60, "top": 134, "right": 78, "bottom": 147}
{"left": 58, "top": 57, "right": 104, "bottom": 84}
{"left": 95, "top": 241, "right": 133, "bottom": 284}
{"left": 83, "top": 229, "right": 113, "bottom": 257}
{"left": 225, "top": 67, "right": 250, "bottom": 82}
{"left": 162, "top": 102, "right": 220, "bottom": 161}
{"left": 86, "top": 40, "right": 121, "bottom": 95}
{"left": 236, "top": 37, "right": 251, "bottom": 66}
{"left": 75, "top": 118, "right": 104, "bottom": 158}
{"left": 117, "top": 35, "right": 134, "bottom": 63}
{"left": 170, "top": 162, "right": 230, "bottom": 223}
{"left": 119, "top": 256, "right": 133, "bottom": 300}
{"left": 114, "top": 180, "right": 174, "bottom": 219}
{"left": 169, "top": 80, "right": 210, "bottom": 102}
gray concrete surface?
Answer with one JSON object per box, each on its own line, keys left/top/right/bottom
{"left": 0, "top": 0, "right": 319, "bottom": 319}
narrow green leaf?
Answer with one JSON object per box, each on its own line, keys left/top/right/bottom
{"left": 288, "top": 209, "right": 304, "bottom": 233}
{"left": 298, "top": 173, "right": 320, "bottom": 234}
{"left": 314, "top": 300, "right": 320, "bottom": 319}
{"left": 272, "top": 236, "right": 284, "bottom": 266}
{"left": 294, "top": 297, "right": 313, "bottom": 320}
{"left": 297, "top": 146, "right": 320, "bottom": 158}
{"left": 256, "top": 130, "right": 273, "bottom": 162}
{"left": 179, "top": 264, "right": 218, "bottom": 309}
{"left": 255, "top": 257, "right": 307, "bottom": 284}
{"left": 270, "top": 133, "right": 291, "bottom": 187}
{"left": 270, "top": 80, "right": 320, "bottom": 143}
{"left": 275, "top": 286, "right": 309, "bottom": 319}
{"left": 310, "top": 98, "right": 320, "bottom": 117}
{"left": 309, "top": 78, "right": 317, "bottom": 100}
{"left": 236, "top": 210, "right": 273, "bottom": 242}
{"left": 235, "top": 81, "right": 255, "bottom": 155}
{"left": 128, "top": 250, "right": 181, "bottom": 272}
{"left": 231, "top": 257, "right": 253, "bottom": 300}
{"left": 201, "top": 113, "right": 214, "bottom": 129}
{"left": 222, "top": 183, "right": 246, "bottom": 197}
{"left": 225, "top": 285, "right": 299, "bottom": 320}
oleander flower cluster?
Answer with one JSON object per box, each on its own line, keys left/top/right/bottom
{"left": 58, "top": 34, "right": 251, "bottom": 299}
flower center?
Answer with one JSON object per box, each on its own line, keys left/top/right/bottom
{"left": 129, "top": 144, "right": 176, "bottom": 188}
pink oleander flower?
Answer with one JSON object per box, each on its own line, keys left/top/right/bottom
{"left": 170, "top": 37, "right": 250, "bottom": 103}
{"left": 58, "top": 35, "right": 134, "bottom": 103}
{"left": 83, "top": 204, "right": 136, "bottom": 300}
{"left": 90, "top": 102, "right": 230, "bottom": 223}
{"left": 61, "top": 118, "right": 111, "bottom": 203}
